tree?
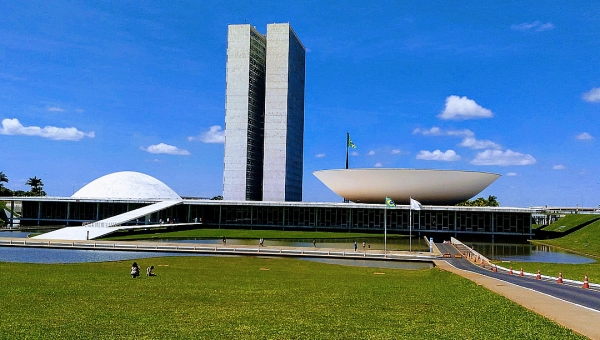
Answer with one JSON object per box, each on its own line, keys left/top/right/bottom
{"left": 210, "top": 195, "right": 223, "bottom": 200}
{"left": 0, "top": 171, "right": 7, "bottom": 188}
{"left": 26, "top": 176, "right": 45, "bottom": 196}
{"left": 457, "top": 195, "right": 500, "bottom": 207}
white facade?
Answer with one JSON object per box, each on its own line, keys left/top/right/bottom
{"left": 263, "top": 23, "right": 305, "bottom": 202}
{"left": 223, "top": 23, "right": 305, "bottom": 202}
{"left": 223, "top": 25, "right": 266, "bottom": 201}
{"left": 313, "top": 169, "right": 501, "bottom": 205}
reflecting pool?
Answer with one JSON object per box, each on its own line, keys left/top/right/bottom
{"left": 466, "top": 242, "right": 595, "bottom": 264}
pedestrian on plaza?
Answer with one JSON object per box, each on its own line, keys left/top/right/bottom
{"left": 354, "top": 241, "right": 357, "bottom": 252}
{"left": 313, "top": 239, "right": 316, "bottom": 247}
{"left": 362, "top": 241, "right": 366, "bottom": 250}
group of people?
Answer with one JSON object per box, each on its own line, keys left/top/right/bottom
{"left": 353, "top": 241, "right": 370, "bottom": 251}
{"left": 130, "top": 262, "right": 157, "bottom": 278}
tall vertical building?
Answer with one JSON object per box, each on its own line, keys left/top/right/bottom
{"left": 223, "top": 24, "right": 267, "bottom": 201}
{"left": 223, "top": 23, "right": 305, "bottom": 202}
{"left": 262, "top": 23, "right": 305, "bottom": 201}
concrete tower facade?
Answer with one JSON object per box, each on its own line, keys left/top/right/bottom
{"left": 223, "top": 24, "right": 267, "bottom": 201}
{"left": 223, "top": 23, "right": 305, "bottom": 202}
{"left": 262, "top": 23, "right": 305, "bottom": 202}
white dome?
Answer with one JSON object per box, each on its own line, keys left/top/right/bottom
{"left": 72, "top": 171, "right": 181, "bottom": 200}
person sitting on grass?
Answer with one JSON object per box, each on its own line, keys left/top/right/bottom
{"left": 131, "top": 262, "right": 140, "bottom": 278}
{"left": 146, "top": 265, "right": 156, "bottom": 277}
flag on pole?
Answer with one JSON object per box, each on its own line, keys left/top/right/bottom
{"left": 385, "top": 197, "right": 396, "bottom": 208}
{"left": 347, "top": 134, "right": 356, "bottom": 149}
{"left": 410, "top": 197, "right": 422, "bottom": 210}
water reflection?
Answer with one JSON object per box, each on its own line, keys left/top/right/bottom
{"left": 0, "top": 247, "right": 200, "bottom": 264}
{"left": 0, "top": 247, "right": 431, "bottom": 269}
{"left": 0, "top": 231, "right": 33, "bottom": 238}
{"left": 467, "top": 242, "right": 595, "bottom": 264}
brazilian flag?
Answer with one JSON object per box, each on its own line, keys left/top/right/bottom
{"left": 385, "top": 197, "right": 396, "bottom": 207}
{"left": 347, "top": 134, "right": 356, "bottom": 149}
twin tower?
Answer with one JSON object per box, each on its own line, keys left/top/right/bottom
{"left": 223, "top": 23, "right": 306, "bottom": 202}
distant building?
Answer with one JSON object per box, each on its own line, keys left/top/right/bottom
{"left": 223, "top": 23, "right": 305, "bottom": 202}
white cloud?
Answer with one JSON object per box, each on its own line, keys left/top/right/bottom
{"left": 575, "top": 132, "right": 593, "bottom": 140}
{"left": 188, "top": 125, "right": 225, "bottom": 143}
{"left": 438, "top": 95, "right": 493, "bottom": 120}
{"left": 582, "top": 87, "right": 600, "bottom": 103}
{"left": 511, "top": 21, "right": 554, "bottom": 32}
{"left": 47, "top": 107, "right": 65, "bottom": 112}
{"left": 459, "top": 137, "right": 501, "bottom": 150}
{"left": 368, "top": 150, "right": 375, "bottom": 156}
{"left": 413, "top": 127, "right": 474, "bottom": 137}
{"left": 0, "top": 118, "right": 95, "bottom": 141}
{"left": 470, "top": 149, "right": 536, "bottom": 166}
{"left": 315, "top": 153, "right": 326, "bottom": 158}
{"left": 506, "top": 172, "right": 517, "bottom": 177}
{"left": 553, "top": 164, "right": 566, "bottom": 170}
{"left": 141, "top": 143, "right": 190, "bottom": 156}
{"left": 447, "top": 129, "right": 475, "bottom": 137}
{"left": 350, "top": 151, "right": 359, "bottom": 156}
{"left": 391, "top": 149, "right": 401, "bottom": 154}
{"left": 374, "top": 162, "right": 383, "bottom": 167}
{"left": 416, "top": 149, "right": 460, "bottom": 161}
{"left": 413, "top": 127, "right": 442, "bottom": 135}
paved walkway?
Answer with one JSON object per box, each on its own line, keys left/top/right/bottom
{"left": 435, "top": 258, "right": 600, "bottom": 339}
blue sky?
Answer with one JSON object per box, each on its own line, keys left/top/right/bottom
{"left": 1, "top": 1, "right": 599, "bottom": 207}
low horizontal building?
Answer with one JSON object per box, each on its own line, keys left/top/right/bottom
{"left": 4, "top": 197, "right": 532, "bottom": 240}
{"left": 2, "top": 171, "right": 533, "bottom": 240}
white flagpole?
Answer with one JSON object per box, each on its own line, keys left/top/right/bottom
{"left": 409, "top": 204, "right": 412, "bottom": 252}
{"left": 384, "top": 204, "right": 387, "bottom": 255}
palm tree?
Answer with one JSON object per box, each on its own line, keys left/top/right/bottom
{"left": 26, "top": 176, "right": 44, "bottom": 196}
{"left": 0, "top": 171, "right": 7, "bottom": 188}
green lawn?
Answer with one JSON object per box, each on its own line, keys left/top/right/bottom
{"left": 0, "top": 256, "right": 583, "bottom": 339}
{"left": 533, "top": 219, "right": 600, "bottom": 258}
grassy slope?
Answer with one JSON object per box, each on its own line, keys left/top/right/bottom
{"left": 0, "top": 256, "right": 582, "bottom": 339}
{"left": 103, "top": 228, "right": 405, "bottom": 241}
{"left": 499, "top": 219, "right": 600, "bottom": 283}
{"left": 536, "top": 219, "right": 600, "bottom": 257}
{"left": 541, "top": 214, "right": 600, "bottom": 232}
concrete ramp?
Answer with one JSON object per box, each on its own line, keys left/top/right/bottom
{"left": 82, "top": 200, "right": 182, "bottom": 228}
{"left": 32, "top": 200, "right": 182, "bottom": 240}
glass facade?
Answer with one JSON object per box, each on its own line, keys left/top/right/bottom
{"left": 18, "top": 200, "right": 533, "bottom": 239}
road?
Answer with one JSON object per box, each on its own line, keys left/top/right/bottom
{"left": 436, "top": 242, "right": 600, "bottom": 312}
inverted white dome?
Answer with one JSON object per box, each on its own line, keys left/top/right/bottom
{"left": 314, "top": 168, "right": 500, "bottom": 205}
{"left": 72, "top": 171, "right": 181, "bottom": 200}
